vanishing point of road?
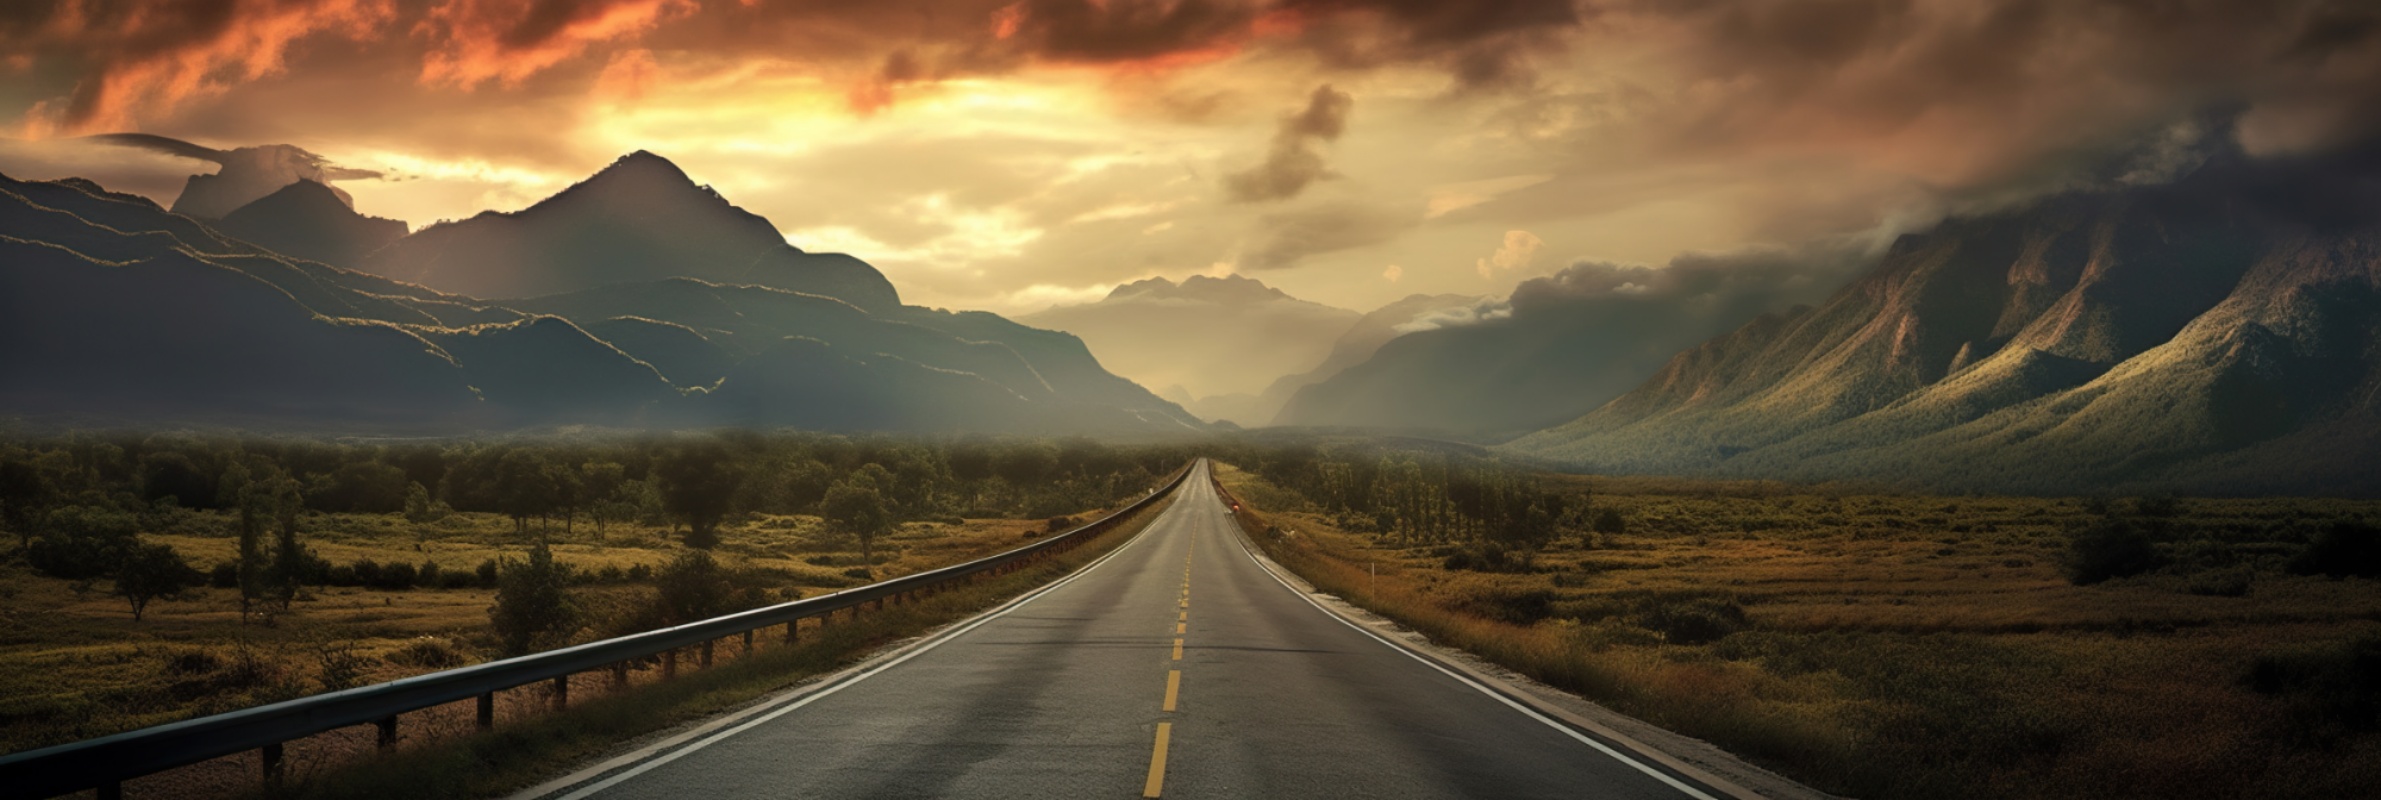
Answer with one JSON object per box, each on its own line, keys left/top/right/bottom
{"left": 524, "top": 461, "right": 1726, "bottom": 799}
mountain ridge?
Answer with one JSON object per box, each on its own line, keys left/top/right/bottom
{"left": 1507, "top": 143, "right": 2381, "bottom": 495}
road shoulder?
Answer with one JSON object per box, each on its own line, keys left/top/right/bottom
{"left": 1227, "top": 526, "right": 1842, "bottom": 800}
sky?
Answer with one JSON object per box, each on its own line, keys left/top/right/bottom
{"left": 4, "top": 0, "right": 2380, "bottom": 315}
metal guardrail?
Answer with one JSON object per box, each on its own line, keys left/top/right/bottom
{"left": 0, "top": 461, "right": 1196, "bottom": 800}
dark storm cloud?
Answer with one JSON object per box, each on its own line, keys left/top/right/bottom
{"left": 1616, "top": 0, "right": 2381, "bottom": 181}
{"left": 1225, "top": 84, "right": 1352, "bottom": 202}
{"left": 1396, "top": 237, "right": 1876, "bottom": 373}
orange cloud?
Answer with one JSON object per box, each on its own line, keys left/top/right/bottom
{"left": 416, "top": 0, "right": 694, "bottom": 88}
{"left": 595, "top": 47, "right": 659, "bottom": 99}
{"left": 10, "top": 0, "right": 395, "bottom": 136}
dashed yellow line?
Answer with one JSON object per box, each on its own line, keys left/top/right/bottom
{"left": 1175, "top": 622, "right": 1186, "bottom": 634}
{"left": 1177, "top": 610, "right": 1186, "bottom": 622}
{"left": 1171, "top": 638, "right": 1183, "bottom": 660}
{"left": 1162, "top": 669, "right": 1181, "bottom": 711}
{"left": 1142, "top": 722, "right": 1172, "bottom": 798}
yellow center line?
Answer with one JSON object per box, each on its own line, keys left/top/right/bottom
{"left": 1172, "top": 638, "right": 1183, "bottom": 660}
{"left": 1177, "top": 610, "right": 1185, "bottom": 622}
{"left": 1162, "top": 669, "right": 1181, "bottom": 711}
{"left": 1175, "top": 622, "right": 1185, "bottom": 634}
{"left": 1142, "top": 722, "right": 1172, "bottom": 798}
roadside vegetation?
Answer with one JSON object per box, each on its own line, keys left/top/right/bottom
{"left": 1213, "top": 442, "right": 2381, "bottom": 800}
{"left": 0, "top": 431, "right": 1189, "bottom": 763}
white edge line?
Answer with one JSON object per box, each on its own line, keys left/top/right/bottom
{"left": 1219, "top": 503, "right": 1727, "bottom": 800}
{"left": 519, "top": 488, "right": 1182, "bottom": 800}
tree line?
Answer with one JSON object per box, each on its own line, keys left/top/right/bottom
{"left": 0, "top": 431, "right": 1193, "bottom": 623}
{"left": 1214, "top": 441, "right": 1608, "bottom": 552}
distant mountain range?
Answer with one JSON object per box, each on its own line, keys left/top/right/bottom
{"left": 1021, "top": 274, "right": 1360, "bottom": 412}
{"left": 1273, "top": 245, "right": 1862, "bottom": 437}
{"left": 0, "top": 153, "right": 1200, "bottom": 435}
{"left": 1508, "top": 143, "right": 2381, "bottom": 495}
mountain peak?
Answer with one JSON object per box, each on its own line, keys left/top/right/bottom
{"left": 253, "top": 178, "right": 347, "bottom": 208}
{"left": 572, "top": 150, "right": 707, "bottom": 198}
{"left": 216, "top": 178, "right": 407, "bottom": 265}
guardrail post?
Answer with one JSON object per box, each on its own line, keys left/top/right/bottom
{"left": 742, "top": 629, "right": 754, "bottom": 655}
{"left": 612, "top": 661, "right": 629, "bottom": 689}
{"left": 663, "top": 649, "right": 678, "bottom": 679}
{"left": 261, "top": 741, "right": 284, "bottom": 785}
{"left": 553, "top": 675, "right": 570, "bottom": 710}
{"left": 785, "top": 618, "right": 800, "bottom": 644}
{"left": 376, "top": 715, "right": 398, "bottom": 751}
{"left": 477, "top": 692, "right": 494, "bottom": 731}
{"left": 700, "top": 640, "right": 715, "bottom": 668}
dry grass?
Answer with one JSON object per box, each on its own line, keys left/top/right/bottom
{"left": 0, "top": 506, "right": 1115, "bottom": 759}
{"left": 1217, "top": 464, "right": 2381, "bottom": 800}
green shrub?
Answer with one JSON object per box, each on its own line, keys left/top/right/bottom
{"left": 652, "top": 551, "right": 732, "bottom": 626}
{"left": 1454, "top": 586, "right": 1560, "bottom": 625}
{"left": 315, "top": 640, "right": 372, "bottom": 691}
{"left": 1633, "top": 593, "right": 1749, "bottom": 644}
{"left": 2065, "top": 518, "right": 2163, "bottom": 585}
{"left": 388, "top": 637, "right": 470, "bottom": 669}
{"left": 1443, "top": 541, "right": 1535, "bottom": 573}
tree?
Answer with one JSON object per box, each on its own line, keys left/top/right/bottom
{"left": 26, "top": 506, "right": 139, "bottom": 580}
{"left": 657, "top": 441, "right": 746, "bottom": 549}
{"left": 221, "top": 463, "right": 271, "bottom": 622}
{"left": 948, "top": 442, "right": 996, "bottom": 508}
{"left": 821, "top": 477, "right": 893, "bottom": 579}
{"left": 402, "top": 481, "right": 448, "bottom": 524}
{"left": 492, "top": 449, "right": 560, "bottom": 535}
{"left": 260, "top": 471, "right": 307, "bottom": 609}
{"left": 489, "top": 541, "right": 579, "bottom": 656}
{"left": 0, "top": 455, "right": 53, "bottom": 550}
{"left": 115, "top": 541, "right": 202, "bottom": 621}
{"left": 652, "top": 550, "right": 732, "bottom": 625}
{"left": 137, "top": 451, "right": 216, "bottom": 509}
{"left": 993, "top": 442, "right": 1059, "bottom": 493}
{"left": 578, "top": 462, "right": 626, "bottom": 532}
{"left": 306, "top": 461, "right": 410, "bottom": 513}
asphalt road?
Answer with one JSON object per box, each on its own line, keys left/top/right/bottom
{"left": 543, "top": 461, "right": 1718, "bottom": 799}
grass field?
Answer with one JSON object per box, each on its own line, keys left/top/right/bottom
{"left": 1216, "top": 464, "right": 2381, "bottom": 799}
{"left": 0, "top": 505, "right": 1099, "bottom": 758}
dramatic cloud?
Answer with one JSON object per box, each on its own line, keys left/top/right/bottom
{"left": 1225, "top": 83, "right": 1352, "bottom": 202}
{"left": 2, "top": 0, "right": 394, "bottom": 134}
{"left": 1507, "top": 239, "right": 1873, "bottom": 321}
{"left": 7, "top": 0, "right": 2381, "bottom": 319}
{"left": 417, "top": 0, "right": 693, "bottom": 88}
